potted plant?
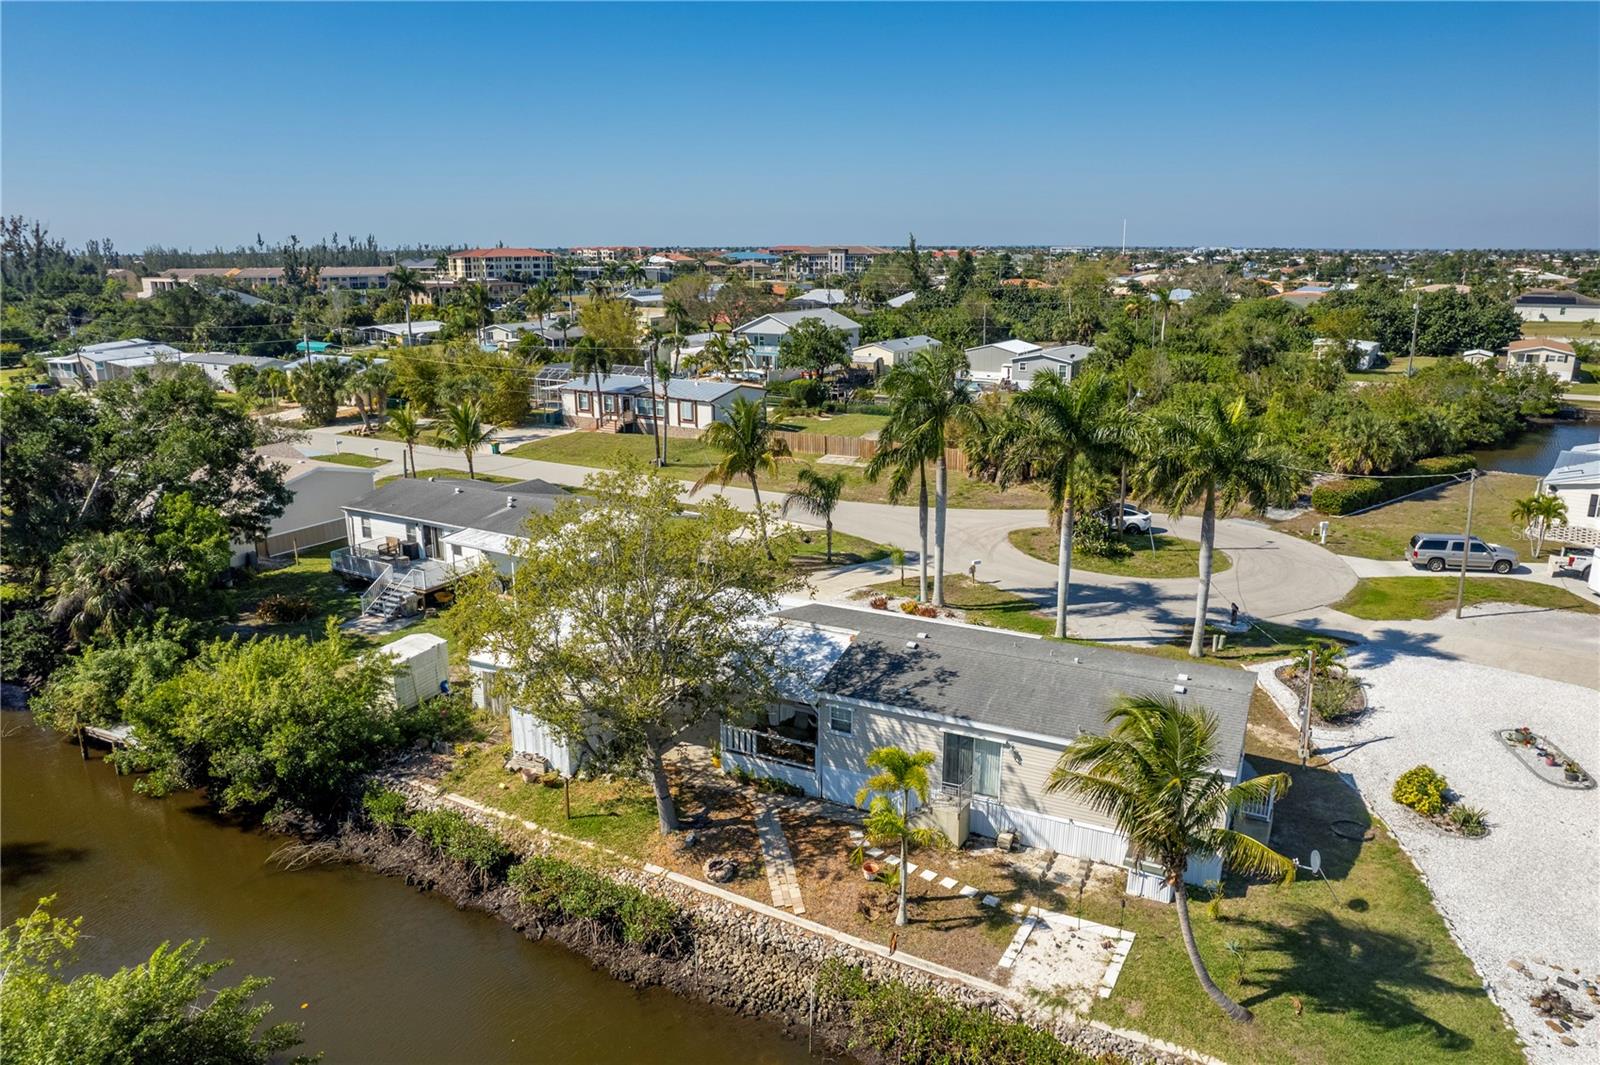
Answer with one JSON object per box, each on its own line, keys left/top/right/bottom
{"left": 1542, "top": 752, "right": 1559, "bottom": 767}
{"left": 860, "top": 858, "right": 883, "bottom": 881}
{"left": 1564, "top": 760, "right": 1583, "bottom": 783}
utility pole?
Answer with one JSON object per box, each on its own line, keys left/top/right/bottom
{"left": 1454, "top": 470, "right": 1478, "bottom": 619}
{"left": 1299, "top": 644, "right": 1316, "bottom": 765}
{"left": 1121, "top": 219, "right": 1127, "bottom": 257}
{"left": 1407, "top": 297, "right": 1420, "bottom": 377}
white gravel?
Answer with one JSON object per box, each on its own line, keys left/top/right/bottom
{"left": 1322, "top": 651, "right": 1600, "bottom": 1064}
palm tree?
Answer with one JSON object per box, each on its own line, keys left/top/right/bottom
{"left": 524, "top": 281, "right": 557, "bottom": 325}
{"left": 854, "top": 746, "right": 939, "bottom": 927}
{"left": 651, "top": 354, "right": 672, "bottom": 466}
{"left": 1047, "top": 694, "right": 1293, "bottom": 1022}
{"left": 349, "top": 361, "right": 395, "bottom": 432}
{"left": 864, "top": 428, "right": 932, "bottom": 603}
{"left": 586, "top": 276, "right": 611, "bottom": 302}
{"left": 691, "top": 396, "right": 792, "bottom": 558}
{"left": 552, "top": 314, "right": 574, "bottom": 350}
{"left": 782, "top": 468, "right": 846, "bottom": 563}
{"left": 388, "top": 403, "right": 424, "bottom": 477}
{"left": 874, "top": 346, "right": 982, "bottom": 606}
{"left": 387, "top": 265, "right": 425, "bottom": 343}
{"left": 460, "top": 283, "right": 491, "bottom": 331}
{"left": 571, "top": 336, "right": 613, "bottom": 428}
{"left": 1139, "top": 395, "right": 1296, "bottom": 657}
{"left": 1001, "top": 372, "right": 1117, "bottom": 638}
{"left": 49, "top": 532, "right": 172, "bottom": 643}
{"left": 1511, "top": 493, "right": 1568, "bottom": 557}
{"left": 1152, "top": 285, "right": 1179, "bottom": 345}
{"left": 433, "top": 399, "right": 493, "bottom": 480}
{"left": 555, "top": 263, "right": 580, "bottom": 315}
{"left": 622, "top": 261, "right": 648, "bottom": 291}
{"left": 698, "top": 333, "right": 750, "bottom": 379}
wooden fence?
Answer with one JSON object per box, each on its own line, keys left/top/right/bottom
{"left": 772, "top": 431, "right": 971, "bottom": 474}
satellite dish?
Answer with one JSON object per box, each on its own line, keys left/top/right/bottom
{"left": 1309, "top": 849, "right": 1322, "bottom": 875}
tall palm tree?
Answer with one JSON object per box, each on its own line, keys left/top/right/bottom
{"left": 49, "top": 531, "right": 172, "bottom": 643}
{"left": 782, "top": 468, "right": 846, "bottom": 563}
{"left": 1047, "top": 694, "right": 1293, "bottom": 1023}
{"left": 1001, "top": 372, "right": 1117, "bottom": 638}
{"left": 523, "top": 281, "right": 557, "bottom": 325}
{"left": 623, "top": 261, "right": 648, "bottom": 291}
{"left": 1511, "top": 493, "right": 1568, "bottom": 557}
{"left": 434, "top": 399, "right": 493, "bottom": 480}
{"left": 874, "top": 346, "right": 982, "bottom": 606}
{"left": 388, "top": 403, "right": 424, "bottom": 477}
{"left": 651, "top": 354, "right": 672, "bottom": 466}
{"left": 1152, "top": 285, "right": 1179, "bottom": 345}
{"left": 387, "top": 265, "right": 425, "bottom": 343}
{"left": 855, "top": 746, "right": 938, "bottom": 928}
{"left": 586, "top": 276, "right": 611, "bottom": 302}
{"left": 691, "top": 396, "right": 792, "bottom": 558}
{"left": 864, "top": 430, "right": 932, "bottom": 603}
{"left": 698, "top": 333, "right": 750, "bottom": 379}
{"left": 461, "top": 283, "right": 491, "bottom": 331}
{"left": 1139, "top": 395, "right": 1296, "bottom": 657}
{"left": 555, "top": 262, "right": 579, "bottom": 315}
{"left": 571, "top": 336, "right": 613, "bottom": 428}
{"left": 349, "top": 361, "right": 395, "bottom": 432}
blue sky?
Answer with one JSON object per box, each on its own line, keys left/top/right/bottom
{"left": 3, "top": 2, "right": 1596, "bottom": 250}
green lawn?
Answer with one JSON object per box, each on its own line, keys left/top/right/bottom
{"left": 1521, "top": 318, "right": 1600, "bottom": 340}
{"left": 508, "top": 432, "right": 1047, "bottom": 509}
{"left": 775, "top": 412, "right": 889, "bottom": 437}
{"left": 339, "top": 424, "right": 414, "bottom": 442}
{"left": 377, "top": 467, "right": 520, "bottom": 488}
{"left": 1332, "top": 575, "right": 1600, "bottom": 621}
{"left": 441, "top": 742, "right": 660, "bottom": 857}
{"left": 315, "top": 452, "right": 388, "bottom": 468}
{"left": 1275, "top": 472, "right": 1535, "bottom": 561}
{"left": 773, "top": 529, "right": 891, "bottom": 570}
{"left": 1081, "top": 691, "right": 1523, "bottom": 1065}
{"left": 1351, "top": 354, "right": 1443, "bottom": 377}
{"left": 1008, "top": 527, "right": 1231, "bottom": 579}
{"left": 220, "top": 545, "right": 360, "bottom": 636}
{"left": 862, "top": 574, "right": 1057, "bottom": 637}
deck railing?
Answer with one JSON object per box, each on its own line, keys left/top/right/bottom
{"left": 720, "top": 723, "right": 817, "bottom": 769}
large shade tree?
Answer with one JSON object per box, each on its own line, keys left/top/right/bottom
{"left": 1047, "top": 694, "right": 1293, "bottom": 1023}
{"left": 1138, "top": 395, "right": 1296, "bottom": 656}
{"left": 449, "top": 466, "right": 801, "bottom": 834}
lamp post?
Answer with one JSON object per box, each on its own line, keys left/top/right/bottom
{"left": 1407, "top": 297, "right": 1420, "bottom": 377}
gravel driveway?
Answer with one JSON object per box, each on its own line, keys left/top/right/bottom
{"left": 1319, "top": 652, "right": 1599, "bottom": 1064}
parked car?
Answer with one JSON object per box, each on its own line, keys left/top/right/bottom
{"left": 23, "top": 381, "right": 58, "bottom": 395}
{"left": 1405, "top": 533, "right": 1518, "bottom": 574}
{"left": 1098, "top": 503, "right": 1153, "bottom": 534}
{"left": 1551, "top": 546, "right": 1594, "bottom": 577}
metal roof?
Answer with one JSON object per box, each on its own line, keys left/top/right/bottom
{"left": 858, "top": 335, "right": 940, "bottom": 354}
{"left": 773, "top": 602, "right": 1254, "bottom": 769}
{"left": 733, "top": 309, "right": 860, "bottom": 334}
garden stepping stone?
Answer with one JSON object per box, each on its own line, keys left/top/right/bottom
{"left": 940, "top": 876, "right": 959, "bottom": 889}
{"left": 918, "top": 868, "right": 936, "bottom": 881}
{"left": 866, "top": 847, "right": 884, "bottom": 858}
{"left": 959, "top": 885, "right": 978, "bottom": 898}
{"left": 981, "top": 894, "right": 1000, "bottom": 907}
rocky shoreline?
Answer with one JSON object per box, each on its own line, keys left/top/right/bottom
{"left": 325, "top": 792, "right": 1207, "bottom": 1065}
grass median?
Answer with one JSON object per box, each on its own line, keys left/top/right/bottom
{"left": 1007, "top": 527, "right": 1230, "bottom": 579}
{"left": 1275, "top": 472, "right": 1534, "bottom": 561}
{"left": 1332, "top": 575, "right": 1600, "bottom": 620}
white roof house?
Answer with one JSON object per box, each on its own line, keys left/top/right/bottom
{"left": 358, "top": 320, "right": 444, "bottom": 346}
{"left": 964, "top": 338, "right": 1042, "bottom": 382}
{"left": 886, "top": 291, "right": 917, "bottom": 309}
{"left": 852, "top": 335, "right": 940, "bottom": 371}
{"left": 1010, "top": 344, "right": 1095, "bottom": 387}
{"left": 1540, "top": 443, "right": 1600, "bottom": 543}
{"left": 791, "top": 288, "right": 849, "bottom": 308}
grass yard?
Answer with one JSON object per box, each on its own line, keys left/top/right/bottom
{"left": 1008, "top": 527, "right": 1230, "bottom": 579}
{"left": 1275, "top": 472, "right": 1535, "bottom": 561}
{"left": 773, "top": 528, "right": 891, "bottom": 570}
{"left": 220, "top": 545, "right": 360, "bottom": 636}
{"left": 1077, "top": 690, "right": 1523, "bottom": 1065}
{"left": 377, "top": 467, "right": 520, "bottom": 488}
{"left": 861, "top": 574, "right": 1057, "bottom": 637}
{"left": 314, "top": 451, "right": 388, "bottom": 468}
{"left": 1351, "top": 354, "right": 1443, "bottom": 378}
{"left": 1332, "top": 575, "right": 1600, "bottom": 621}
{"left": 507, "top": 431, "right": 1048, "bottom": 509}
{"left": 776, "top": 412, "right": 889, "bottom": 437}
{"left": 1521, "top": 318, "right": 1600, "bottom": 341}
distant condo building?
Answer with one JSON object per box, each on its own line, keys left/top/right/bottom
{"left": 445, "top": 248, "right": 555, "bottom": 282}
{"left": 767, "top": 245, "right": 890, "bottom": 277}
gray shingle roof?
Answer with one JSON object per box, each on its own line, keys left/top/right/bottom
{"left": 344, "top": 477, "right": 569, "bottom": 536}
{"left": 775, "top": 602, "right": 1254, "bottom": 769}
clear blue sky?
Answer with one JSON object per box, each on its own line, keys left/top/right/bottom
{"left": 3, "top": 2, "right": 1596, "bottom": 251}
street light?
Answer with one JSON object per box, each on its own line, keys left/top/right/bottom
{"left": 1407, "top": 297, "right": 1420, "bottom": 377}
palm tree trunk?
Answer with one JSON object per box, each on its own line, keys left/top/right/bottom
{"left": 1173, "top": 878, "right": 1252, "bottom": 1022}
{"left": 1117, "top": 465, "right": 1127, "bottom": 534}
{"left": 1055, "top": 491, "right": 1075, "bottom": 640}
{"left": 825, "top": 517, "right": 833, "bottom": 565}
{"left": 643, "top": 734, "right": 680, "bottom": 834}
{"left": 405, "top": 300, "right": 413, "bottom": 345}
{"left": 406, "top": 442, "right": 416, "bottom": 477}
{"left": 917, "top": 463, "right": 929, "bottom": 602}
{"left": 1190, "top": 484, "right": 1216, "bottom": 658}
{"left": 749, "top": 474, "right": 773, "bottom": 559}
{"left": 465, "top": 448, "right": 476, "bottom": 481}
{"left": 933, "top": 452, "right": 949, "bottom": 606}
{"left": 896, "top": 833, "right": 909, "bottom": 926}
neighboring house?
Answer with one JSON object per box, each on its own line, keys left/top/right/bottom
{"left": 675, "top": 331, "right": 718, "bottom": 366}
{"left": 480, "top": 321, "right": 542, "bottom": 350}
{"left": 1461, "top": 348, "right": 1497, "bottom": 367}
{"left": 1515, "top": 288, "right": 1600, "bottom": 323}
{"left": 234, "top": 443, "right": 377, "bottom": 565}
{"left": 790, "top": 288, "right": 849, "bottom": 309}
{"left": 1539, "top": 443, "right": 1600, "bottom": 547}
{"left": 1009, "top": 344, "right": 1095, "bottom": 387}
{"left": 886, "top": 291, "right": 917, "bottom": 309}
{"left": 331, "top": 476, "right": 569, "bottom": 618}
{"left": 48, "top": 339, "right": 184, "bottom": 388}
{"left": 414, "top": 277, "right": 525, "bottom": 306}
{"left": 137, "top": 266, "right": 390, "bottom": 294}
{"left": 557, "top": 373, "right": 764, "bottom": 435}
{"left": 964, "top": 338, "right": 1041, "bottom": 384}
{"left": 1313, "top": 338, "right": 1386, "bottom": 370}
{"left": 851, "top": 335, "right": 940, "bottom": 374}
{"left": 357, "top": 321, "right": 445, "bottom": 346}
{"left": 179, "top": 352, "right": 287, "bottom": 390}
{"left": 1506, "top": 338, "right": 1579, "bottom": 382}
{"left": 445, "top": 247, "right": 555, "bottom": 282}
{"left": 718, "top": 602, "right": 1263, "bottom": 892}
{"left": 622, "top": 288, "right": 669, "bottom": 328}
{"left": 1274, "top": 286, "right": 1329, "bottom": 308}
{"left": 732, "top": 309, "right": 861, "bottom": 373}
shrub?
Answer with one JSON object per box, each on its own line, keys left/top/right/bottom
{"left": 1073, "top": 516, "right": 1133, "bottom": 560}
{"left": 1392, "top": 764, "right": 1449, "bottom": 817}
{"left": 898, "top": 599, "right": 918, "bottom": 613}
{"left": 403, "top": 806, "right": 515, "bottom": 880}
{"left": 362, "top": 786, "right": 409, "bottom": 829}
{"left": 539, "top": 770, "right": 564, "bottom": 788}
{"left": 509, "top": 855, "right": 682, "bottom": 953}
{"left": 785, "top": 378, "right": 826, "bottom": 410}
{"left": 1448, "top": 803, "right": 1489, "bottom": 838}
{"left": 1311, "top": 455, "right": 1477, "bottom": 515}
{"left": 254, "top": 593, "right": 319, "bottom": 623}
{"left": 868, "top": 595, "right": 888, "bottom": 610}
{"left": 914, "top": 604, "right": 939, "bottom": 618}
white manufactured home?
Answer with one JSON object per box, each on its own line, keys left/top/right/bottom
{"left": 720, "top": 602, "right": 1270, "bottom": 893}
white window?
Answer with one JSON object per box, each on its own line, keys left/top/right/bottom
{"left": 828, "top": 705, "right": 852, "bottom": 734}
{"left": 359, "top": 517, "right": 372, "bottom": 540}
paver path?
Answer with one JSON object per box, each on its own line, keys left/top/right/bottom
{"left": 755, "top": 800, "right": 805, "bottom": 914}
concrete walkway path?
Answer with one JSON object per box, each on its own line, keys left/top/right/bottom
{"left": 754, "top": 800, "right": 804, "bottom": 915}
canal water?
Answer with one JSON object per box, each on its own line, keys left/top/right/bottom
{"left": 1474, "top": 421, "right": 1599, "bottom": 476}
{"left": 1, "top": 713, "right": 819, "bottom": 1065}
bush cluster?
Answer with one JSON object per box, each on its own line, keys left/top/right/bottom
{"left": 727, "top": 766, "right": 806, "bottom": 797}
{"left": 1392, "top": 764, "right": 1449, "bottom": 817}
{"left": 403, "top": 807, "right": 517, "bottom": 881}
{"left": 254, "top": 593, "right": 318, "bottom": 623}
{"left": 1073, "top": 516, "right": 1133, "bottom": 560}
{"left": 817, "top": 959, "right": 1097, "bottom": 1064}
{"left": 1310, "top": 455, "right": 1477, "bottom": 515}
{"left": 509, "top": 856, "right": 682, "bottom": 952}
{"left": 362, "top": 786, "right": 409, "bottom": 829}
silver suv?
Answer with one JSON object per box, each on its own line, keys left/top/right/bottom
{"left": 1406, "top": 533, "right": 1517, "bottom": 574}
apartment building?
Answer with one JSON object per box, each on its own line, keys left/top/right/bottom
{"left": 445, "top": 248, "right": 555, "bottom": 282}
{"left": 768, "top": 245, "right": 891, "bottom": 278}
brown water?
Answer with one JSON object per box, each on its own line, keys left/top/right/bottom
{"left": 1, "top": 712, "right": 820, "bottom": 1065}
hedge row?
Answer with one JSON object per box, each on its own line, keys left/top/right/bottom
{"left": 1310, "top": 455, "right": 1478, "bottom": 515}
{"left": 509, "top": 855, "right": 683, "bottom": 953}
